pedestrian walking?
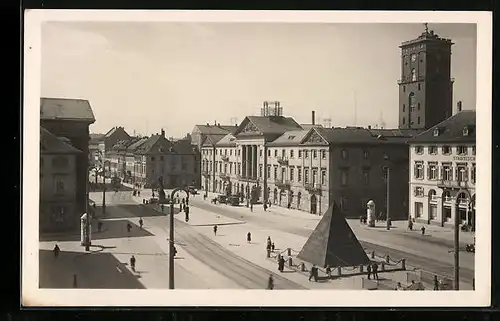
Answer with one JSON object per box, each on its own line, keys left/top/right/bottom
{"left": 138, "top": 190, "right": 140, "bottom": 197}
{"left": 372, "top": 263, "right": 379, "bottom": 280}
{"left": 408, "top": 220, "right": 413, "bottom": 231}
{"left": 161, "top": 204, "right": 165, "bottom": 212}
{"left": 278, "top": 256, "right": 285, "bottom": 272}
{"left": 263, "top": 203, "right": 267, "bottom": 211}
{"left": 268, "top": 201, "right": 271, "bottom": 208}
{"left": 213, "top": 225, "right": 218, "bottom": 236}
{"left": 395, "top": 282, "right": 403, "bottom": 290}
{"left": 130, "top": 255, "right": 136, "bottom": 272}
{"left": 271, "top": 242, "right": 275, "bottom": 251}
{"left": 309, "top": 265, "right": 318, "bottom": 282}
{"left": 247, "top": 232, "right": 252, "bottom": 243}
{"left": 139, "top": 217, "right": 143, "bottom": 229}
{"left": 433, "top": 275, "right": 439, "bottom": 290}
{"left": 53, "top": 244, "right": 60, "bottom": 258}
{"left": 185, "top": 206, "right": 190, "bottom": 222}
{"left": 126, "top": 222, "right": 132, "bottom": 234}
{"left": 366, "top": 264, "right": 372, "bottom": 279}
{"left": 421, "top": 226, "right": 426, "bottom": 235}
{"left": 267, "top": 274, "right": 274, "bottom": 290}
{"left": 326, "top": 265, "right": 332, "bottom": 278}
{"left": 250, "top": 203, "right": 253, "bottom": 212}
{"left": 287, "top": 202, "right": 291, "bottom": 209}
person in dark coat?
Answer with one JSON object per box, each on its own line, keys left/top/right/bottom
{"left": 126, "top": 222, "right": 132, "bottom": 234}
{"left": 139, "top": 218, "right": 143, "bottom": 229}
{"left": 372, "top": 263, "right": 379, "bottom": 280}
{"left": 271, "top": 242, "right": 275, "bottom": 251}
{"left": 213, "top": 225, "right": 218, "bottom": 236}
{"left": 130, "top": 255, "right": 136, "bottom": 272}
{"left": 278, "top": 256, "right": 285, "bottom": 272}
{"left": 326, "top": 265, "right": 332, "bottom": 278}
{"left": 309, "top": 265, "right": 318, "bottom": 282}
{"left": 366, "top": 263, "right": 372, "bottom": 279}
{"left": 421, "top": 226, "right": 426, "bottom": 235}
{"left": 263, "top": 203, "right": 267, "bottom": 211}
{"left": 267, "top": 274, "right": 274, "bottom": 290}
{"left": 53, "top": 244, "right": 60, "bottom": 258}
{"left": 250, "top": 203, "right": 253, "bottom": 212}
{"left": 247, "top": 232, "right": 252, "bottom": 243}
{"left": 433, "top": 275, "right": 440, "bottom": 290}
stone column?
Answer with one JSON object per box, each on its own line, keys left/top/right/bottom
{"left": 246, "top": 145, "right": 251, "bottom": 178}
{"left": 242, "top": 145, "right": 247, "bottom": 178}
{"left": 253, "top": 145, "right": 258, "bottom": 179}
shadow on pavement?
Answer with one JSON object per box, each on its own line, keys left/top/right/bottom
{"left": 40, "top": 219, "right": 153, "bottom": 242}
{"left": 113, "top": 204, "right": 184, "bottom": 219}
{"left": 39, "top": 249, "right": 145, "bottom": 289}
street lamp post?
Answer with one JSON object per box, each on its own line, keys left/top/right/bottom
{"left": 453, "top": 200, "right": 460, "bottom": 290}
{"left": 386, "top": 167, "right": 391, "bottom": 230}
{"left": 168, "top": 187, "right": 189, "bottom": 289}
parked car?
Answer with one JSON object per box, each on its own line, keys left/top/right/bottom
{"left": 217, "top": 195, "right": 228, "bottom": 204}
{"left": 228, "top": 195, "right": 240, "bottom": 206}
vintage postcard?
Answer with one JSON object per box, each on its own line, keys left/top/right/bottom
{"left": 22, "top": 10, "right": 492, "bottom": 307}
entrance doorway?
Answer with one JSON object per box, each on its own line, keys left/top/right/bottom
{"left": 310, "top": 194, "right": 317, "bottom": 214}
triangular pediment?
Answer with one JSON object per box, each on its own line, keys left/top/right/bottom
{"left": 234, "top": 118, "right": 262, "bottom": 136}
{"left": 301, "top": 128, "right": 328, "bottom": 145}
{"left": 297, "top": 202, "right": 370, "bottom": 268}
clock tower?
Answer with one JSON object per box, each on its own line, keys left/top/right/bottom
{"left": 398, "top": 24, "right": 454, "bottom": 130}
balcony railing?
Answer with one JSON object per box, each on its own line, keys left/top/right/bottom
{"left": 438, "top": 179, "right": 468, "bottom": 189}
{"left": 304, "top": 183, "right": 322, "bottom": 194}
{"left": 221, "top": 155, "right": 229, "bottom": 162}
{"left": 275, "top": 179, "right": 291, "bottom": 190}
{"left": 277, "top": 156, "right": 289, "bottom": 166}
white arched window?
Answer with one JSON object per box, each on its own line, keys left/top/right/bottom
{"left": 411, "top": 69, "right": 417, "bottom": 81}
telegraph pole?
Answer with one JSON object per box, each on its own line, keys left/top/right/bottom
{"left": 386, "top": 167, "right": 391, "bottom": 230}
{"left": 168, "top": 187, "right": 189, "bottom": 289}
{"left": 453, "top": 202, "right": 461, "bottom": 290}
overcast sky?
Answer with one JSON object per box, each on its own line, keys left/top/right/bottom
{"left": 41, "top": 22, "right": 476, "bottom": 138}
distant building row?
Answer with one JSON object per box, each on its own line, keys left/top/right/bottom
{"left": 92, "top": 127, "right": 198, "bottom": 189}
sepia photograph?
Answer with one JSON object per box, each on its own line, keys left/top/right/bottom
{"left": 23, "top": 10, "right": 492, "bottom": 307}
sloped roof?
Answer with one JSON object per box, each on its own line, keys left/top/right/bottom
{"left": 267, "top": 130, "right": 310, "bottom": 146}
{"left": 409, "top": 110, "right": 476, "bottom": 144}
{"left": 194, "top": 124, "right": 237, "bottom": 135}
{"left": 297, "top": 202, "right": 370, "bottom": 268}
{"left": 300, "top": 124, "right": 324, "bottom": 130}
{"left": 126, "top": 137, "right": 148, "bottom": 152}
{"left": 40, "top": 98, "right": 95, "bottom": 122}
{"left": 215, "top": 133, "right": 238, "bottom": 147}
{"left": 135, "top": 135, "right": 173, "bottom": 154}
{"left": 40, "top": 127, "right": 82, "bottom": 154}
{"left": 202, "top": 134, "right": 227, "bottom": 147}
{"left": 235, "top": 116, "right": 303, "bottom": 137}
{"left": 104, "top": 126, "right": 130, "bottom": 139}
{"left": 172, "top": 139, "right": 196, "bottom": 154}
{"left": 313, "top": 127, "right": 415, "bottom": 145}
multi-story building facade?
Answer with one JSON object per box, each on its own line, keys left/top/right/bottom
{"left": 40, "top": 98, "right": 95, "bottom": 222}
{"left": 40, "top": 127, "right": 81, "bottom": 232}
{"left": 89, "top": 133, "right": 105, "bottom": 168}
{"left": 192, "top": 123, "right": 238, "bottom": 189}
{"left": 408, "top": 108, "right": 476, "bottom": 228}
{"left": 105, "top": 129, "right": 198, "bottom": 188}
{"left": 103, "top": 126, "right": 131, "bottom": 153}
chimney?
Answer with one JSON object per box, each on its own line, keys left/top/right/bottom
{"left": 457, "top": 101, "right": 462, "bottom": 113}
{"left": 368, "top": 125, "right": 371, "bottom": 130}
{"left": 161, "top": 128, "right": 165, "bottom": 137}
{"left": 312, "top": 111, "right": 316, "bottom": 125}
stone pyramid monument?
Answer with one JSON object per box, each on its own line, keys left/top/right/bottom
{"left": 297, "top": 201, "right": 370, "bottom": 268}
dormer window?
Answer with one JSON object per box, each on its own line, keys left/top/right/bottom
{"left": 433, "top": 128, "right": 440, "bottom": 137}
{"left": 462, "top": 126, "right": 469, "bottom": 136}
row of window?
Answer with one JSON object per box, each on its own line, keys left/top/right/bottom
{"left": 413, "top": 161, "right": 476, "bottom": 183}
{"left": 202, "top": 148, "right": 374, "bottom": 161}
{"left": 414, "top": 145, "right": 475, "bottom": 156}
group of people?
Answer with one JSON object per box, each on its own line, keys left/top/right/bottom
{"left": 266, "top": 236, "right": 276, "bottom": 253}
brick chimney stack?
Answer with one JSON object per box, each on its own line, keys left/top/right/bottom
{"left": 312, "top": 111, "right": 316, "bottom": 125}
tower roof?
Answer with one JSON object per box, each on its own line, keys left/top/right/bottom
{"left": 297, "top": 202, "right": 370, "bottom": 268}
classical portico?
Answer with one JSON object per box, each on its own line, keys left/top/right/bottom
{"left": 241, "top": 144, "right": 258, "bottom": 179}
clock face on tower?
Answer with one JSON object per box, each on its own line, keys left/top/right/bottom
{"left": 411, "top": 54, "right": 417, "bottom": 62}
